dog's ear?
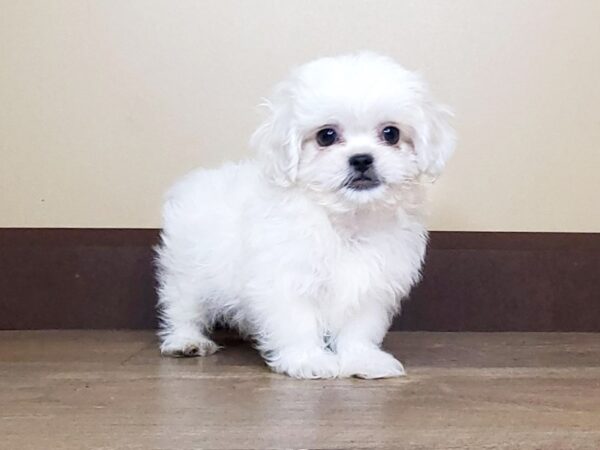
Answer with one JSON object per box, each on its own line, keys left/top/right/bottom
{"left": 412, "top": 102, "right": 456, "bottom": 180}
{"left": 250, "top": 84, "right": 302, "bottom": 186}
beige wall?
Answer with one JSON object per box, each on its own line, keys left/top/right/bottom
{"left": 2, "top": 0, "right": 599, "bottom": 231}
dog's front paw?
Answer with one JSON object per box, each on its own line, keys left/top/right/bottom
{"left": 268, "top": 348, "right": 340, "bottom": 379}
{"left": 160, "top": 334, "right": 220, "bottom": 358}
{"left": 339, "top": 347, "right": 405, "bottom": 379}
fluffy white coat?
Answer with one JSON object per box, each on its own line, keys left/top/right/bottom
{"left": 156, "top": 52, "right": 455, "bottom": 379}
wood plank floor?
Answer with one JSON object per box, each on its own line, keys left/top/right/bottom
{"left": 1, "top": 331, "right": 600, "bottom": 449}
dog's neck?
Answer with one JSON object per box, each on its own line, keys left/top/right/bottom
{"left": 320, "top": 185, "right": 427, "bottom": 239}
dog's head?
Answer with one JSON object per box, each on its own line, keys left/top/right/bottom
{"left": 251, "top": 52, "right": 455, "bottom": 205}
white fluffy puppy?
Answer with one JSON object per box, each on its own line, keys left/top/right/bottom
{"left": 156, "top": 52, "right": 455, "bottom": 379}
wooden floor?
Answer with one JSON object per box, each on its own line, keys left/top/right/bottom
{"left": 1, "top": 332, "right": 600, "bottom": 449}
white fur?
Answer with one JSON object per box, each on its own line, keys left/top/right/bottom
{"left": 156, "top": 52, "right": 455, "bottom": 379}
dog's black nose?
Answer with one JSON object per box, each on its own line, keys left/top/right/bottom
{"left": 348, "top": 153, "right": 374, "bottom": 173}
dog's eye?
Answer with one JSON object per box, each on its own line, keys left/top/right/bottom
{"left": 381, "top": 126, "right": 400, "bottom": 145}
{"left": 316, "top": 128, "right": 338, "bottom": 147}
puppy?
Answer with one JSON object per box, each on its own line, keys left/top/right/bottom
{"left": 156, "top": 52, "right": 455, "bottom": 379}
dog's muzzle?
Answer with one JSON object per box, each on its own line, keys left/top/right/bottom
{"left": 345, "top": 153, "right": 382, "bottom": 190}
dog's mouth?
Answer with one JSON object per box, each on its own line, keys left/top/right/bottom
{"left": 344, "top": 174, "right": 382, "bottom": 191}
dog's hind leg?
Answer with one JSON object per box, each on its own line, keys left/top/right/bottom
{"left": 156, "top": 274, "right": 220, "bottom": 358}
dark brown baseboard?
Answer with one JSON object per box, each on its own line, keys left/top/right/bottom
{"left": 1, "top": 228, "right": 599, "bottom": 331}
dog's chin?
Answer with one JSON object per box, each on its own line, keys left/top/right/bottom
{"left": 345, "top": 176, "right": 381, "bottom": 191}
{"left": 340, "top": 181, "right": 387, "bottom": 204}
